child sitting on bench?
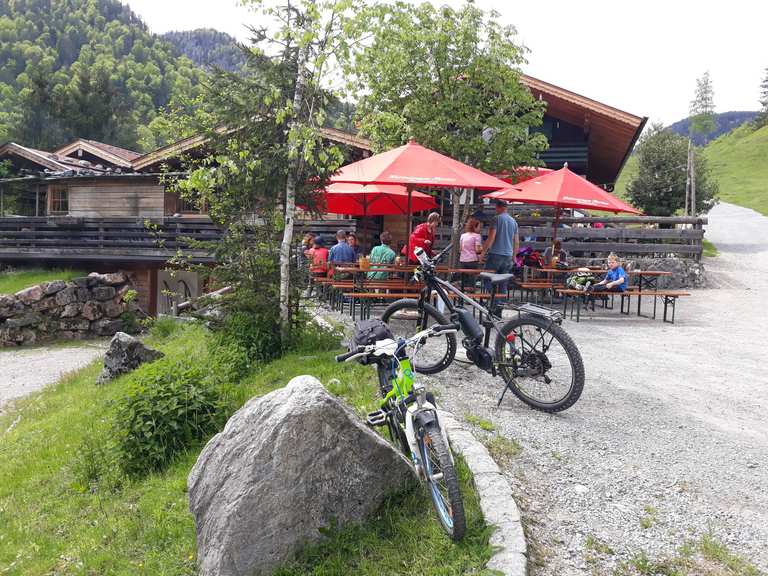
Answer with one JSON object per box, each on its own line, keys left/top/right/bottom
{"left": 592, "top": 253, "right": 628, "bottom": 292}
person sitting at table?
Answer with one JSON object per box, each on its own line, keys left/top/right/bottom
{"left": 367, "top": 230, "right": 396, "bottom": 280}
{"left": 309, "top": 235, "right": 329, "bottom": 277}
{"left": 348, "top": 231, "right": 362, "bottom": 259}
{"left": 543, "top": 240, "right": 568, "bottom": 267}
{"left": 592, "top": 252, "right": 627, "bottom": 292}
{"left": 404, "top": 212, "right": 440, "bottom": 263}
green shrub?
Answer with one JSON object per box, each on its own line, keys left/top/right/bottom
{"left": 150, "top": 316, "right": 184, "bottom": 339}
{"left": 114, "top": 361, "right": 222, "bottom": 476}
{"left": 210, "top": 309, "right": 283, "bottom": 381}
{"left": 70, "top": 431, "right": 124, "bottom": 494}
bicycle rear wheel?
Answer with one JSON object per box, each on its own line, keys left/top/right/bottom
{"left": 381, "top": 299, "right": 456, "bottom": 375}
{"left": 417, "top": 421, "right": 465, "bottom": 540}
{"left": 494, "top": 314, "right": 584, "bottom": 412}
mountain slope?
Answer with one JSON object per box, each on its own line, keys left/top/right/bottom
{"left": 161, "top": 29, "right": 246, "bottom": 72}
{"left": 703, "top": 123, "right": 768, "bottom": 215}
{"left": 0, "top": 0, "right": 205, "bottom": 151}
{"left": 667, "top": 111, "right": 758, "bottom": 146}
{"left": 614, "top": 123, "right": 768, "bottom": 216}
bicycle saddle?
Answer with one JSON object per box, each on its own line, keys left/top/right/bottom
{"left": 478, "top": 272, "right": 514, "bottom": 285}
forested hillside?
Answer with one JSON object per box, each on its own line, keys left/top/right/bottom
{"left": 0, "top": 0, "right": 205, "bottom": 152}
{"left": 161, "top": 29, "right": 245, "bottom": 72}
{"left": 667, "top": 111, "right": 757, "bottom": 146}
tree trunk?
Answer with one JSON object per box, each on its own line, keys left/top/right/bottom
{"left": 279, "top": 40, "right": 311, "bottom": 343}
{"left": 450, "top": 189, "right": 462, "bottom": 267}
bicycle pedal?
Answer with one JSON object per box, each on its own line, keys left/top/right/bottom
{"left": 366, "top": 409, "right": 387, "bottom": 427}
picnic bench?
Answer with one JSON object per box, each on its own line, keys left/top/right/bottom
{"left": 557, "top": 288, "right": 690, "bottom": 323}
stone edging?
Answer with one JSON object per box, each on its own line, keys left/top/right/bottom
{"left": 439, "top": 410, "right": 527, "bottom": 576}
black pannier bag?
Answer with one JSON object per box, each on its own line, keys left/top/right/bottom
{"left": 351, "top": 319, "right": 393, "bottom": 364}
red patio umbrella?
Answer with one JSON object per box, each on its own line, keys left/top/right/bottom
{"left": 482, "top": 166, "right": 642, "bottom": 251}
{"left": 331, "top": 140, "right": 508, "bottom": 258}
{"left": 321, "top": 182, "right": 437, "bottom": 216}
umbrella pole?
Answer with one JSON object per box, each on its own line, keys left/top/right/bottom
{"left": 405, "top": 185, "right": 413, "bottom": 262}
{"left": 552, "top": 207, "right": 561, "bottom": 260}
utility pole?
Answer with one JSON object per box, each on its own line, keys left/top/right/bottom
{"left": 690, "top": 145, "right": 696, "bottom": 217}
{"left": 685, "top": 139, "right": 691, "bottom": 216}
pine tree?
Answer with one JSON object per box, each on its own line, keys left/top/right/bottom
{"left": 756, "top": 67, "right": 768, "bottom": 128}
{"left": 689, "top": 71, "right": 717, "bottom": 139}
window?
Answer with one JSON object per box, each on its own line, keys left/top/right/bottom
{"left": 49, "top": 186, "right": 69, "bottom": 215}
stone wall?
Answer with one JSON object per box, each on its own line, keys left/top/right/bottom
{"left": 572, "top": 256, "right": 706, "bottom": 289}
{"left": 0, "top": 272, "right": 138, "bottom": 347}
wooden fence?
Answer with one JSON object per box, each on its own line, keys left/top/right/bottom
{"left": 0, "top": 214, "right": 708, "bottom": 264}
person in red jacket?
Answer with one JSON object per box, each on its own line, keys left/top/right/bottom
{"left": 404, "top": 212, "right": 440, "bottom": 263}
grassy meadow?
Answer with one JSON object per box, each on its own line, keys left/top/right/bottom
{"left": 0, "top": 322, "right": 493, "bottom": 575}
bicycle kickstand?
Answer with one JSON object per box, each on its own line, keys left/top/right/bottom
{"left": 497, "top": 383, "right": 512, "bottom": 407}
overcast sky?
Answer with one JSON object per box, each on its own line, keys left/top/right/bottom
{"left": 125, "top": 0, "right": 767, "bottom": 127}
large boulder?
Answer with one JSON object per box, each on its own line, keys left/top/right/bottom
{"left": 96, "top": 332, "right": 164, "bottom": 384}
{"left": 188, "top": 375, "right": 414, "bottom": 576}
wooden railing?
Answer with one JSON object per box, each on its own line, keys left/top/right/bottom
{"left": 0, "top": 216, "right": 367, "bottom": 264}
{"left": 0, "top": 217, "right": 222, "bottom": 263}
{"left": 436, "top": 213, "right": 708, "bottom": 260}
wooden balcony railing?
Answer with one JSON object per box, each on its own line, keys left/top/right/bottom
{"left": 0, "top": 217, "right": 222, "bottom": 263}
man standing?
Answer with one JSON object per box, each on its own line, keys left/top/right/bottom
{"left": 480, "top": 199, "right": 519, "bottom": 295}
{"left": 328, "top": 229, "right": 357, "bottom": 264}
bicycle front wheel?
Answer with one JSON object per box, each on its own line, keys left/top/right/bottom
{"left": 417, "top": 421, "right": 466, "bottom": 540}
{"left": 381, "top": 299, "right": 456, "bottom": 375}
{"left": 494, "top": 314, "right": 585, "bottom": 412}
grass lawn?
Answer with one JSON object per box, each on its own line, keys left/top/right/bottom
{"left": 0, "top": 323, "right": 493, "bottom": 575}
{"left": 0, "top": 268, "right": 85, "bottom": 294}
{"left": 702, "top": 239, "right": 719, "bottom": 258}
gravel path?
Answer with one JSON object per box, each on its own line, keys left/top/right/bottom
{"left": 419, "top": 202, "right": 768, "bottom": 573}
{"left": 0, "top": 341, "right": 107, "bottom": 414}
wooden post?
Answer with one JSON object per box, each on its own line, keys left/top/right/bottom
{"left": 35, "top": 184, "right": 39, "bottom": 216}
{"left": 690, "top": 146, "right": 696, "bottom": 218}
{"left": 685, "top": 139, "right": 691, "bottom": 217}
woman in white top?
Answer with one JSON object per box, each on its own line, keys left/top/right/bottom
{"left": 458, "top": 217, "right": 483, "bottom": 290}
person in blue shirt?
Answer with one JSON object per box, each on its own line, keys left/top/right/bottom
{"left": 593, "top": 253, "right": 628, "bottom": 292}
{"left": 328, "top": 229, "right": 356, "bottom": 264}
{"left": 480, "top": 199, "right": 519, "bottom": 296}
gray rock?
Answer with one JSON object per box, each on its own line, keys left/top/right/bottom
{"left": 102, "top": 300, "right": 125, "bottom": 318}
{"left": 31, "top": 297, "right": 58, "bottom": 312}
{"left": 6, "top": 313, "right": 40, "bottom": 328}
{"left": 55, "top": 287, "right": 79, "bottom": 306}
{"left": 72, "top": 276, "right": 92, "bottom": 288}
{"left": 81, "top": 301, "right": 103, "bottom": 321}
{"left": 42, "top": 280, "right": 67, "bottom": 295}
{"left": 60, "top": 303, "right": 82, "bottom": 318}
{"left": 89, "top": 271, "right": 128, "bottom": 285}
{"left": 92, "top": 286, "right": 116, "bottom": 301}
{"left": 92, "top": 318, "right": 124, "bottom": 336}
{"left": 188, "top": 375, "right": 414, "bottom": 576}
{"left": 15, "top": 285, "right": 45, "bottom": 304}
{"left": 76, "top": 287, "right": 91, "bottom": 303}
{"left": 59, "top": 318, "right": 90, "bottom": 331}
{"left": 96, "top": 332, "right": 164, "bottom": 384}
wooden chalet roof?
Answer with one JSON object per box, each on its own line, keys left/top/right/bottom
{"left": 54, "top": 139, "right": 141, "bottom": 168}
{"left": 0, "top": 142, "right": 112, "bottom": 174}
{"left": 519, "top": 74, "right": 647, "bottom": 185}
{"left": 132, "top": 127, "right": 372, "bottom": 172}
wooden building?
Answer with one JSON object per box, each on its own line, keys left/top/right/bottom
{"left": 0, "top": 75, "right": 646, "bottom": 312}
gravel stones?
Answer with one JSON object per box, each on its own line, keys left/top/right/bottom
{"left": 188, "top": 375, "right": 414, "bottom": 576}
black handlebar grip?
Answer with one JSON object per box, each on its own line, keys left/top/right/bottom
{"left": 432, "top": 323, "right": 460, "bottom": 333}
{"left": 335, "top": 348, "right": 362, "bottom": 362}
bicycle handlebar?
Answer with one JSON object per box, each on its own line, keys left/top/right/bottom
{"left": 335, "top": 347, "right": 363, "bottom": 362}
{"left": 335, "top": 323, "right": 458, "bottom": 363}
